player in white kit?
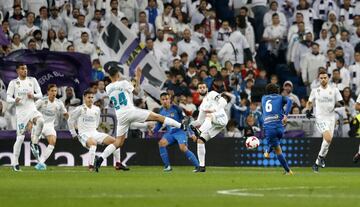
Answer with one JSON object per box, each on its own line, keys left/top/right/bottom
{"left": 352, "top": 95, "right": 360, "bottom": 163}
{"left": 305, "top": 70, "right": 343, "bottom": 173}
{"left": 190, "top": 83, "right": 230, "bottom": 172}
{"left": 94, "top": 67, "right": 184, "bottom": 172}
{"left": 68, "top": 89, "right": 125, "bottom": 171}
{"left": 6, "top": 63, "right": 45, "bottom": 171}
{"left": 32, "top": 84, "right": 68, "bottom": 170}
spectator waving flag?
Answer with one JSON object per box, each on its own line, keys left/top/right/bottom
{"left": 98, "top": 14, "right": 166, "bottom": 100}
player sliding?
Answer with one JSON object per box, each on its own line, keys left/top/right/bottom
{"left": 32, "top": 84, "right": 68, "bottom": 170}
{"left": 262, "top": 83, "right": 293, "bottom": 175}
{"left": 305, "top": 70, "right": 343, "bottom": 173}
{"left": 68, "top": 89, "right": 125, "bottom": 171}
{"left": 6, "top": 63, "right": 45, "bottom": 172}
{"left": 152, "top": 92, "right": 200, "bottom": 172}
{"left": 190, "top": 83, "right": 230, "bottom": 172}
{"left": 94, "top": 67, "right": 185, "bottom": 172}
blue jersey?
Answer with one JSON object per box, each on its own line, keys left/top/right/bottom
{"left": 154, "top": 105, "right": 184, "bottom": 133}
{"left": 261, "top": 94, "right": 292, "bottom": 129}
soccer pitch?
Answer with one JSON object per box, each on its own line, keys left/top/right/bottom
{"left": 1, "top": 167, "right": 360, "bottom": 207}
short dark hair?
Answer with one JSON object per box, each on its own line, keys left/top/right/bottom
{"left": 197, "top": 82, "right": 207, "bottom": 88}
{"left": 16, "top": 63, "right": 26, "bottom": 70}
{"left": 319, "top": 70, "right": 329, "bottom": 75}
{"left": 47, "top": 84, "right": 57, "bottom": 91}
{"left": 336, "top": 57, "right": 345, "bottom": 64}
{"left": 160, "top": 92, "right": 169, "bottom": 97}
{"left": 265, "top": 83, "right": 280, "bottom": 94}
{"left": 108, "top": 66, "right": 120, "bottom": 77}
{"left": 83, "top": 88, "right": 94, "bottom": 97}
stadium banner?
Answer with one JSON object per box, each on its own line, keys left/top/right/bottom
{"left": 0, "top": 49, "right": 92, "bottom": 96}
{"left": 0, "top": 135, "right": 359, "bottom": 167}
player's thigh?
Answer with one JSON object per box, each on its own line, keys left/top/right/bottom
{"left": 29, "top": 110, "right": 43, "bottom": 122}
{"left": 162, "top": 133, "right": 176, "bottom": 146}
{"left": 16, "top": 113, "right": 32, "bottom": 135}
{"left": 85, "top": 137, "right": 97, "bottom": 148}
{"left": 42, "top": 124, "right": 56, "bottom": 138}
{"left": 92, "top": 131, "right": 110, "bottom": 145}
{"left": 79, "top": 132, "right": 93, "bottom": 148}
{"left": 205, "top": 125, "right": 224, "bottom": 140}
{"left": 212, "top": 111, "right": 228, "bottom": 126}
{"left": 316, "top": 119, "right": 334, "bottom": 138}
{"left": 127, "top": 108, "right": 151, "bottom": 123}
{"left": 102, "top": 136, "right": 116, "bottom": 145}
{"left": 264, "top": 128, "right": 280, "bottom": 149}
{"left": 173, "top": 131, "right": 188, "bottom": 146}
{"left": 46, "top": 135, "right": 57, "bottom": 145}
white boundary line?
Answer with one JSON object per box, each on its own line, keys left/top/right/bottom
{"left": 217, "top": 186, "right": 360, "bottom": 198}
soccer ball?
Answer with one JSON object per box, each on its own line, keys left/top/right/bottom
{"left": 245, "top": 136, "right": 260, "bottom": 150}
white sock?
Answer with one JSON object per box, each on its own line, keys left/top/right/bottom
{"left": 113, "top": 148, "right": 121, "bottom": 163}
{"left": 316, "top": 140, "right": 330, "bottom": 165}
{"left": 197, "top": 143, "right": 206, "bottom": 167}
{"left": 39, "top": 145, "right": 54, "bottom": 164}
{"left": 358, "top": 145, "right": 360, "bottom": 154}
{"left": 33, "top": 117, "right": 44, "bottom": 143}
{"left": 101, "top": 144, "right": 116, "bottom": 160}
{"left": 199, "top": 117, "right": 212, "bottom": 133}
{"left": 89, "top": 145, "right": 97, "bottom": 166}
{"left": 12, "top": 135, "right": 25, "bottom": 166}
{"left": 164, "top": 117, "right": 181, "bottom": 128}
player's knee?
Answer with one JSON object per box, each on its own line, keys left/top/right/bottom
{"left": 274, "top": 146, "right": 282, "bottom": 154}
{"left": 179, "top": 144, "right": 188, "bottom": 152}
{"left": 48, "top": 137, "right": 56, "bottom": 145}
{"left": 86, "top": 138, "right": 97, "bottom": 147}
{"left": 197, "top": 138, "right": 204, "bottom": 144}
{"left": 158, "top": 138, "right": 168, "bottom": 147}
{"left": 16, "top": 135, "right": 25, "bottom": 142}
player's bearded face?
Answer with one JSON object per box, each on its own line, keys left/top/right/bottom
{"left": 198, "top": 85, "right": 208, "bottom": 96}
{"left": 319, "top": 74, "right": 328, "bottom": 86}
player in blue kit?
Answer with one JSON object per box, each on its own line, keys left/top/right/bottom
{"left": 261, "top": 83, "right": 293, "bottom": 175}
{"left": 152, "top": 92, "right": 200, "bottom": 172}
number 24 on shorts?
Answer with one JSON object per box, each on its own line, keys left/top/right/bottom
{"left": 111, "top": 92, "right": 127, "bottom": 110}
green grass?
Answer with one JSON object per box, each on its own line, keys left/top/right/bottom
{"left": 1, "top": 166, "right": 360, "bottom": 207}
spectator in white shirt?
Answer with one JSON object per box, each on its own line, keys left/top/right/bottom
{"left": 339, "top": 30, "right": 355, "bottom": 66}
{"left": 145, "top": 37, "right": 167, "bottom": 70}
{"left": 177, "top": 29, "right": 200, "bottom": 61}
{"left": 119, "top": 0, "right": 139, "bottom": 24}
{"left": 8, "top": 5, "right": 25, "bottom": 34}
{"left": 263, "top": 1, "right": 287, "bottom": 28}
{"left": 192, "top": 24, "right": 210, "bottom": 52}
{"left": 316, "top": 28, "right": 330, "bottom": 55}
{"left": 212, "top": 20, "right": 232, "bottom": 52}
{"left": 336, "top": 57, "right": 351, "bottom": 87}
{"left": 18, "top": 12, "right": 40, "bottom": 44}
{"left": 349, "top": 51, "right": 360, "bottom": 94}
{"left": 331, "top": 68, "right": 347, "bottom": 91}
{"left": 88, "top": 10, "right": 105, "bottom": 46}
{"left": 300, "top": 42, "right": 327, "bottom": 86}
{"left": 33, "top": 29, "right": 48, "bottom": 50}
{"left": 25, "top": 0, "right": 47, "bottom": 16}
{"left": 154, "top": 29, "right": 171, "bottom": 56}
{"left": 288, "top": 12, "right": 313, "bottom": 43}
{"left": 131, "top": 11, "right": 155, "bottom": 44}
{"left": 50, "top": 29, "right": 72, "bottom": 52}
{"left": 49, "top": 6, "right": 66, "bottom": 34}
{"left": 155, "top": 3, "right": 177, "bottom": 37}
{"left": 262, "top": 13, "right": 287, "bottom": 57}
{"left": 75, "top": 32, "right": 98, "bottom": 61}
{"left": 218, "top": 30, "right": 251, "bottom": 65}
{"left": 68, "top": 14, "right": 93, "bottom": 44}
{"left": 35, "top": 6, "right": 52, "bottom": 40}
{"left": 10, "top": 33, "right": 26, "bottom": 52}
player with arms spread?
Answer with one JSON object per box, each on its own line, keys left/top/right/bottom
{"left": 6, "top": 63, "right": 45, "bottom": 172}
{"left": 305, "top": 70, "right": 343, "bottom": 173}
{"left": 33, "top": 84, "right": 68, "bottom": 170}
{"left": 94, "top": 67, "right": 185, "bottom": 172}
{"left": 190, "top": 83, "right": 230, "bottom": 172}
{"left": 262, "top": 83, "right": 293, "bottom": 175}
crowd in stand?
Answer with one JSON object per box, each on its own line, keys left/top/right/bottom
{"left": 1, "top": 0, "right": 360, "bottom": 138}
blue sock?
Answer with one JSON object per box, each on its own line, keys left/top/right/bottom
{"left": 184, "top": 150, "right": 199, "bottom": 167}
{"left": 277, "top": 153, "right": 290, "bottom": 172}
{"left": 159, "top": 146, "right": 170, "bottom": 167}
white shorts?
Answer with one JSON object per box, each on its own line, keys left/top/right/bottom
{"left": 16, "top": 109, "right": 42, "bottom": 135}
{"left": 315, "top": 118, "right": 335, "bottom": 137}
{"left": 201, "top": 125, "right": 226, "bottom": 141}
{"left": 211, "top": 110, "right": 228, "bottom": 127}
{"left": 116, "top": 108, "right": 150, "bottom": 137}
{"left": 79, "top": 131, "right": 109, "bottom": 148}
{"left": 36, "top": 123, "right": 56, "bottom": 138}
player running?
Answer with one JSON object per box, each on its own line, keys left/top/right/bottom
{"left": 6, "top": 63, "right": 45, "bottom": 171}
{"left": 32, "top": 84, "right": 68, "bottom": 170}
{"left": 305, "top": 70, "right": 343, "bottom": 173}
{"left": 190, "top": 83, "right": 230, "bottom": 172}
{"left": 261, "top": 83, "right": 293, "bottom": 175}
{"left": 68, "top": 89, "right": 124, "bottom": 171}
{"left": 152, "top": 92, "right": 200, "bottom": 172}
{"left": 94, "top": 67, "right": 185, "bottom": 172}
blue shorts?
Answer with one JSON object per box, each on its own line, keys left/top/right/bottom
{"left": 163, "top": 130, "right": 187, "bottom": 145}
{"left": 264, "top": 127, "right": 284, "bottom": 149}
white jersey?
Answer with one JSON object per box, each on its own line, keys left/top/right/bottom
{"left": 309, "top": 85, "right": 343, "bottom": 119}
{"left": 6, "top": 77, "right": 42, "bottom": 115}
{"left": 105, "top": 80, "right": 135, "bottom": 113}
{"left": 199, "top": 91, "right": 227, "bottom": 112}
{"left": 68, "top": 104, "right": 101, "bottom": 136}
{"left": 35, "top": 97, "right": 67, "bottom": 125}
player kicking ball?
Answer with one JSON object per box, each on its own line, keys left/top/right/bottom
{"left": 189, "top": 83, "right": 230, "bottom": 172}
{"left": 6, "top": 63, "right": 45, "bottom": 171}
{"left": 151, "top": 92, "right": 200, "bottom": 172}
{"left": 32, "top": 84, "right": 68, "bottom": 170}
{"left": 94, "top": 67, "right": 185, "bottom": 172}
{"left": 305, "top": 70, "right": 343, "bottom": 173}
{"left": 261, "top": 83, "right": 293, "bottom": 175}
{"left": 68, "top": 89, "right": 126, "bottom": 171}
